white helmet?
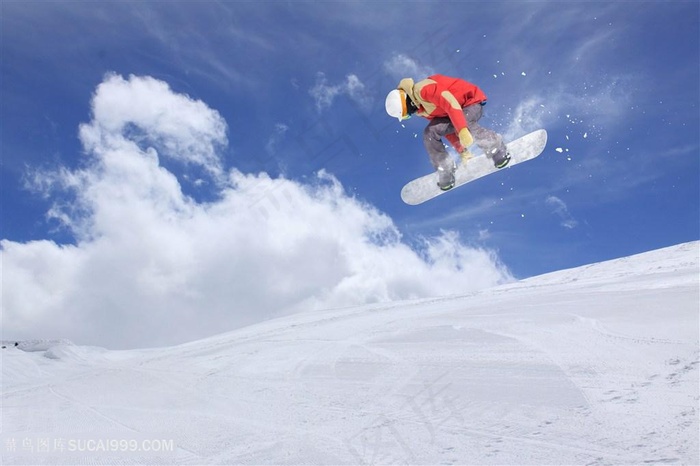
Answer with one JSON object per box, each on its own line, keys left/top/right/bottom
{"left": 385, "top": 89, "right": 408, "bottom": 121}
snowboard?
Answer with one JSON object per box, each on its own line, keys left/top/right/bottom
{"left": 400, "top": 129, "right": 548, "bottom": 205}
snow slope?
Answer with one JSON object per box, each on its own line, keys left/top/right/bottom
{"left": 1, "top": 242, "right": 698, "bottom": 465}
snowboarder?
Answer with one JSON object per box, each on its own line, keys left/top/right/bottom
{"left": 385, "top": 74, "right": 510, "bottom": 190}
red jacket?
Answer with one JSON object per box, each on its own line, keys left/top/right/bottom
{"left": 398, "top": 74, "right": 487, "bottom": 151}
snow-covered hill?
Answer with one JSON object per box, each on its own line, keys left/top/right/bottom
{"left": 2, "top": 242, "right": 698, "bottom": 465}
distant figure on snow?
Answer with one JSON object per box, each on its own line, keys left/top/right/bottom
{"left": 385, "top": 74, "right": 510, "bottom": 190}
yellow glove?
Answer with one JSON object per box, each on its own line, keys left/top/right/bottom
{"left": 459, "top": 149, "right": 474, "bottom": 165}
{"left": 458, "top": 127, "right": 474, "bottom": 149}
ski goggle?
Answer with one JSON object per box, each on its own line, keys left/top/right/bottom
{"left": 399, "top": 90, "right": 410, "bottom": 120}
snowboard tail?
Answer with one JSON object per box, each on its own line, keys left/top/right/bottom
{"left": 400, "top": 129, "right": 547, "bottom": 205}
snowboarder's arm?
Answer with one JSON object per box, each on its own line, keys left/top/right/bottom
{"left": 420, "top": 85, "right": 468, "bottom": 132}
{"left": 420, "top": 84, "right": 473, "bottom": 150}
{"left": 445, "top": 130, "right": 474, "bottom": 154}
{"left": 445, "top": 133, "right": 461, "bottom": 151}
{"left": 438, "top": 90, "right": 474, "bottom": 150}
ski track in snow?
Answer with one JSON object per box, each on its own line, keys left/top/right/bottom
{"left": 2, "top": 242, "right": 698, "bottom": 465}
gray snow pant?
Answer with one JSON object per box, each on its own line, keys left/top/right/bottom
{"left": 423, "top": 103, "right": 507, "bottom": 169}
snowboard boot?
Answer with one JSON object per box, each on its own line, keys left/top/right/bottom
{"left": 490, "top": 148, "right": 511, "bottom": 169}
{"left": 436, "top": 159, "right": 456, "bottom": 191}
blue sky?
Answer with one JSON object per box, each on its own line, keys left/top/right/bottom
{"left": 2, "top": 1, "right": 698, "bottom": 348}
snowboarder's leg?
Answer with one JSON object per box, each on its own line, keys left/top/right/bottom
{"left": 423, "top": 118, "right": 456, "bottom": 190}
{"left": 435, "top": 159, "right": 456, "bottom": 190}
{"left": 464, "top": 104, "right": 510, "bottom": 168}
{"left": 423, "top": 117, "right": 453, "bottom": 169}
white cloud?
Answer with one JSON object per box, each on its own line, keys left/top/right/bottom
{"left": 1, "top": 74, "right": 513, "bottom": 349}
{"left": 81, "top": 73, "right": 228, "bottom": 179}
{"left": 546, "top": 196, "right": 578, "bottom": 229}
{"left": 309, "top": 72, "right": 372, "bottom": 112}
{"left": 478, "top": 229, "right": 492, "bottom": 241}
{"left": 265, "top": 123, "right": 289, "bottom": 155}
{"left": 383, "top": 54, "right": 434, "bottom": 81}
